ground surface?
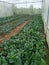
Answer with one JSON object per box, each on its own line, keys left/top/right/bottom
{"left": 46, "top": 47, "right": 49, "bottom": 65}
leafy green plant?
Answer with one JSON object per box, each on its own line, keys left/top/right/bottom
{"left": 0, "top": 14, "right": 47, "bottom": 65}
{"left": 0, "top": 15, "right": 30, "bottom": 36}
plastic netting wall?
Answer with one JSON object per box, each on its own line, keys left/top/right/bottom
{"left": 42, "top": 0, "right": 49, "bottom": 46}
{"left": 0, "top": 1, "right": 13, "bottom": 17}
{"left": 13, "top": 0, "right": 42, "bottom": 15}
{"left": 0, "top": 0, "right": 42, "bottom": 17}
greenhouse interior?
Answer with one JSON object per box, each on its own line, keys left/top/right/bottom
{"left": 0, "top": 0, "right": 49, "bottom": 65}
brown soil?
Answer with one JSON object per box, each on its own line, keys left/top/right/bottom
{"left": 43, "top": 33, "right": 49, "bottom": 65}
{"left": 0, "top": 20, "right": 29, "bottom": 43}
{"left": 46, "top": 47, "right": 49, "bottom": 65}
{"left": 42, "top": 23, "right": 49, "bottom": 65}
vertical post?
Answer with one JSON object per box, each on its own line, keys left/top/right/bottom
{"left": 26, "top": 0, "right": 27, "bottom": 15}
{"left": 47, "top": 6, "right": 49, "bottom": 28}
{"left": 41, "top": 0, "right": 43, "bottom": 16}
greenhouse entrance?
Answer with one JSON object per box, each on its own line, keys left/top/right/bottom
{"left": 0, "top": 0, "right": 49, "bottom": 65}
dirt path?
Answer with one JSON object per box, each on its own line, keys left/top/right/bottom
{"left": 0, "top": 20, "right": 29, "bottom": 43}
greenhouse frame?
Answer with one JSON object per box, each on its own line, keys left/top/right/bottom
{"left": 0, "top": 0, "right": 49, "bottom": 65}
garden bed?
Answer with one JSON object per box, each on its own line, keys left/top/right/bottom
{"left": 0, "top": 14, "right": 47, "bottom": 65}
{"left": 0, "top": 15, "right": 31, "bottom": 38}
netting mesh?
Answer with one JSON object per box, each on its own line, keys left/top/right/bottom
{"left": 0, "top": 0, "right": 42, "bottom": 17}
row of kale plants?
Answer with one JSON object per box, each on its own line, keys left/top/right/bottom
{"left": 0, "top": 15, "right": 31, "bottom": 38}
{"left": 0, "top": 14, "right": 27, "bottom": 25}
